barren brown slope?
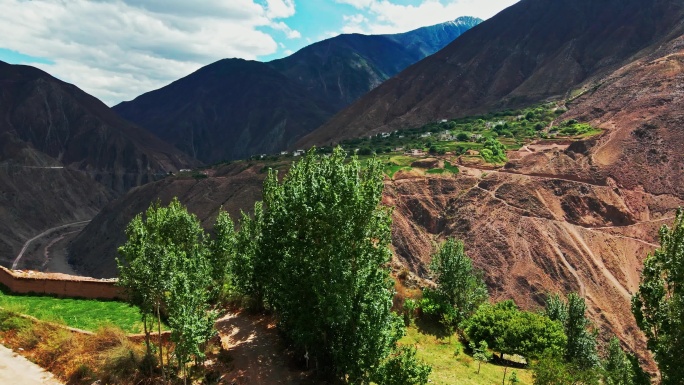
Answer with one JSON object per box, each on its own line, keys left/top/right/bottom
{"left": 298, "top": 0, "right": 684, "bottom": 147}
{"left": 561, "top": 33, "right": 684, "bottom": 199}
{"left": 386, "top": 169, "right": 682, "bottom": 371}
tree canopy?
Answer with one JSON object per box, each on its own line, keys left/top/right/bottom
{"left": 545, "top": 293, "right": 599, "bottom": 369}
{"left": 117, "top": 198, "right": 217, "bottom": 379}
{"left": 463, "top": 300, "right": 566, "bottom": 360}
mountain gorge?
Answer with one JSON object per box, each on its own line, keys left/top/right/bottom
{"left": 113, "top": 17, "right": 480, "bottom": 163}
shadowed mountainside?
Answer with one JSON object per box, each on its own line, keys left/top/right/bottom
{"left": 113, "top": 18, "right": 480, "bottom": 163}
{"left": 0, "top": 61, "right": 196, "bottom": 269}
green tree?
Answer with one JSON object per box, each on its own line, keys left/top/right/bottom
{"left": 428, "top": 238, "right": 488, "bottom": 325}
{"left": 258, "top": 147, "right": 412, "bottom": 382}
{"left": 230, "top": 202, "right": 265, "bottom": 305}
{"left": 481, "top": 137, "right": 507, "bottom": 163}
{"left": 471, "top": 340, "right": 492, "bottom": 374}
{"left": 533, "top": 351, "right": 600, "bottom": 385}
{"left": 168, "top": 248, "right": 217, "bottom": 382}
{"left": 209, "top": 210, "right": 236, "bottom": 296}
{"left": 545, "top": 293, "right": 599, "bottom": 369}
{"left": 602, "top": 337, "right": 634, "bottom": 385}
{"left": 117, "top": 198, "right": 217, "bottom": 380}
{"left": 544, "top": 293, "right": 568, "bottom": 324}
{"left": 463, "top": 301, "right": 566, "bottom": 361}
{"left": 632, "top": 208, "right": 684, "bottom": 385}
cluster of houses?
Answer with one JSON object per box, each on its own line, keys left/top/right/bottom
{"left": 278, "top": 149, "right": 306, "bottom": 157}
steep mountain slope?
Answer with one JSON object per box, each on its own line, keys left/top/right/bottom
{"left": 0, "top": 61, "right": 196, "bottom": 192}
{"left": 69, "top": 162, "right": 267, "bottom": 277}
{"left": 300, "top": 0, "right": 683, "bottom": 146}
{"left": 0, "top": 61, "right": 195, "bottom": 269}
{"left": 113, "top": 18, "right": 480, "bottom": 163}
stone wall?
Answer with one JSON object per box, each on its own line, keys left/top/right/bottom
{"left": 0, "top": 266, "right": 124, "bottom": 300}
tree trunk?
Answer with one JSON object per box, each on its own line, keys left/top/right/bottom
{"left": 143, "top": 313, "right": 151, "bottom": 354}
{"left": 502, "top": 365, "right": 507, "bottom": 385}
{"left": 478, "top": 361, "right": 481, "bottom": 374}
{"left": 157, "top": 303, "right": 164, "bottom": 380}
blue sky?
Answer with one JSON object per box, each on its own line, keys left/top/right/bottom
{"left": 0, "top": 0, "right": 518, "bottom": 105}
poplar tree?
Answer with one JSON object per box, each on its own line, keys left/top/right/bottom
{"left": 632, "top": 208, "right": 684, "bottom": 385}
{"left": 258, "top": 147, "right": 408, "bottom": 382}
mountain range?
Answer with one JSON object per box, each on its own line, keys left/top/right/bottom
{"left": 113, "top": 17, "right": 481, "bottom": 163}
{"left": 299, "top": 0, "right": 682, "bottom": 147}
{"left": 3, "top": 0, "right": 684, "bottom": 373}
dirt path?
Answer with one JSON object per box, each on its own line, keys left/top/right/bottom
{"left": 216, "top": 311, "right": 305, "bottom": 385}
{"left": 12, "top": 220, "right": 90, "bottom": 270}
{"left": 0, "top": 344, "right": 62, "bottom": 384}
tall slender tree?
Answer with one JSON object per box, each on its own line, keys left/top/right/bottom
{"left": 632, "top": 208, "right": 684, "bottom": 385}
{"left": 258, "top": 147, "right": 409, "bottom": 382}
{"left": 118, "top": 198, "right": 217, "bottom": 379}
{"left": 429, "top": 238, "right": 488, "bottom": 325}
{"left": 545, "top": 293, "right": 599, "bottom": 369}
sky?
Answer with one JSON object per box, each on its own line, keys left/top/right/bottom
{"left": 0, "top": 0, "right": 519, "bottom": 106}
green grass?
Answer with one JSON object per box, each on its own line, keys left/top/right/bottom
{"left": 388, "top": 155, "right": 416, "bottom": 167}
{"left": 0, "top": 289, "right": 157, "bottom": 334}
{"left": 444, "top": 161, "right": 460, "bottom": 174}
{"left": 427, "top": 168, "right": 447, "bottom": 174}
{"left": 399, "top": 326, "right": 534, "bottom": 385}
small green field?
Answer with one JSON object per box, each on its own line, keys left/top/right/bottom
{"left": 0, "top": 288, "right": 153, "bottom": 333}
{"left": 399, "top": 326, "right": 533, "bottom": 385}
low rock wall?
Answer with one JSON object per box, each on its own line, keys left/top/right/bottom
{"left": 0, "top": 266, "right": 124, "bottom": 300}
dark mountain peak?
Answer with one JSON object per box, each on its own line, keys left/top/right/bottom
{"left": 115, "top": 19, "right": 479, "bottom": 163}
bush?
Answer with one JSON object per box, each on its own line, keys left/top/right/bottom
{"left": 0, "top": 315, "right": 31, "bottom": 332}
{"left": 358, "top": 147, "right": 374, "bottom": 155}
{"left": 372, "top": 346, "right": 431, "bottom": 385}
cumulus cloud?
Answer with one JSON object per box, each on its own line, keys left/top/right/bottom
{"left": 0, "top": 0, "right": 299, "bottom": 105}
{"left": 337, "top": 0, "right": 519, "bottom": 34}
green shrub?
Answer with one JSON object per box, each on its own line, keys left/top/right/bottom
{"left": 1, "top": 315, "right": 31, "bottom": 332}
{"left": 372, "top": 346, "right": 431, "bottom": 385}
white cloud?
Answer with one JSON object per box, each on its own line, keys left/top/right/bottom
{"left": 338, "top": 0, "right": 519, "bottom": 34}
{"left": 265, "top": 0, "right": 296, "bottom": 19}
{"left": 271, "top": 21, "right": 302, "bottom": 39}
{"left": 0, "top": 0, "right": 298, "bottom": 105}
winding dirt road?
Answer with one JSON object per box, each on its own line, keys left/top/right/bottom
{"left": 12, "top": 221, "right": 90, "bottom": 270}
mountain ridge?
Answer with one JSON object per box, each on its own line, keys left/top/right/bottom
{"left": 113, "top": 17, "right": 481, "bottom": 163}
